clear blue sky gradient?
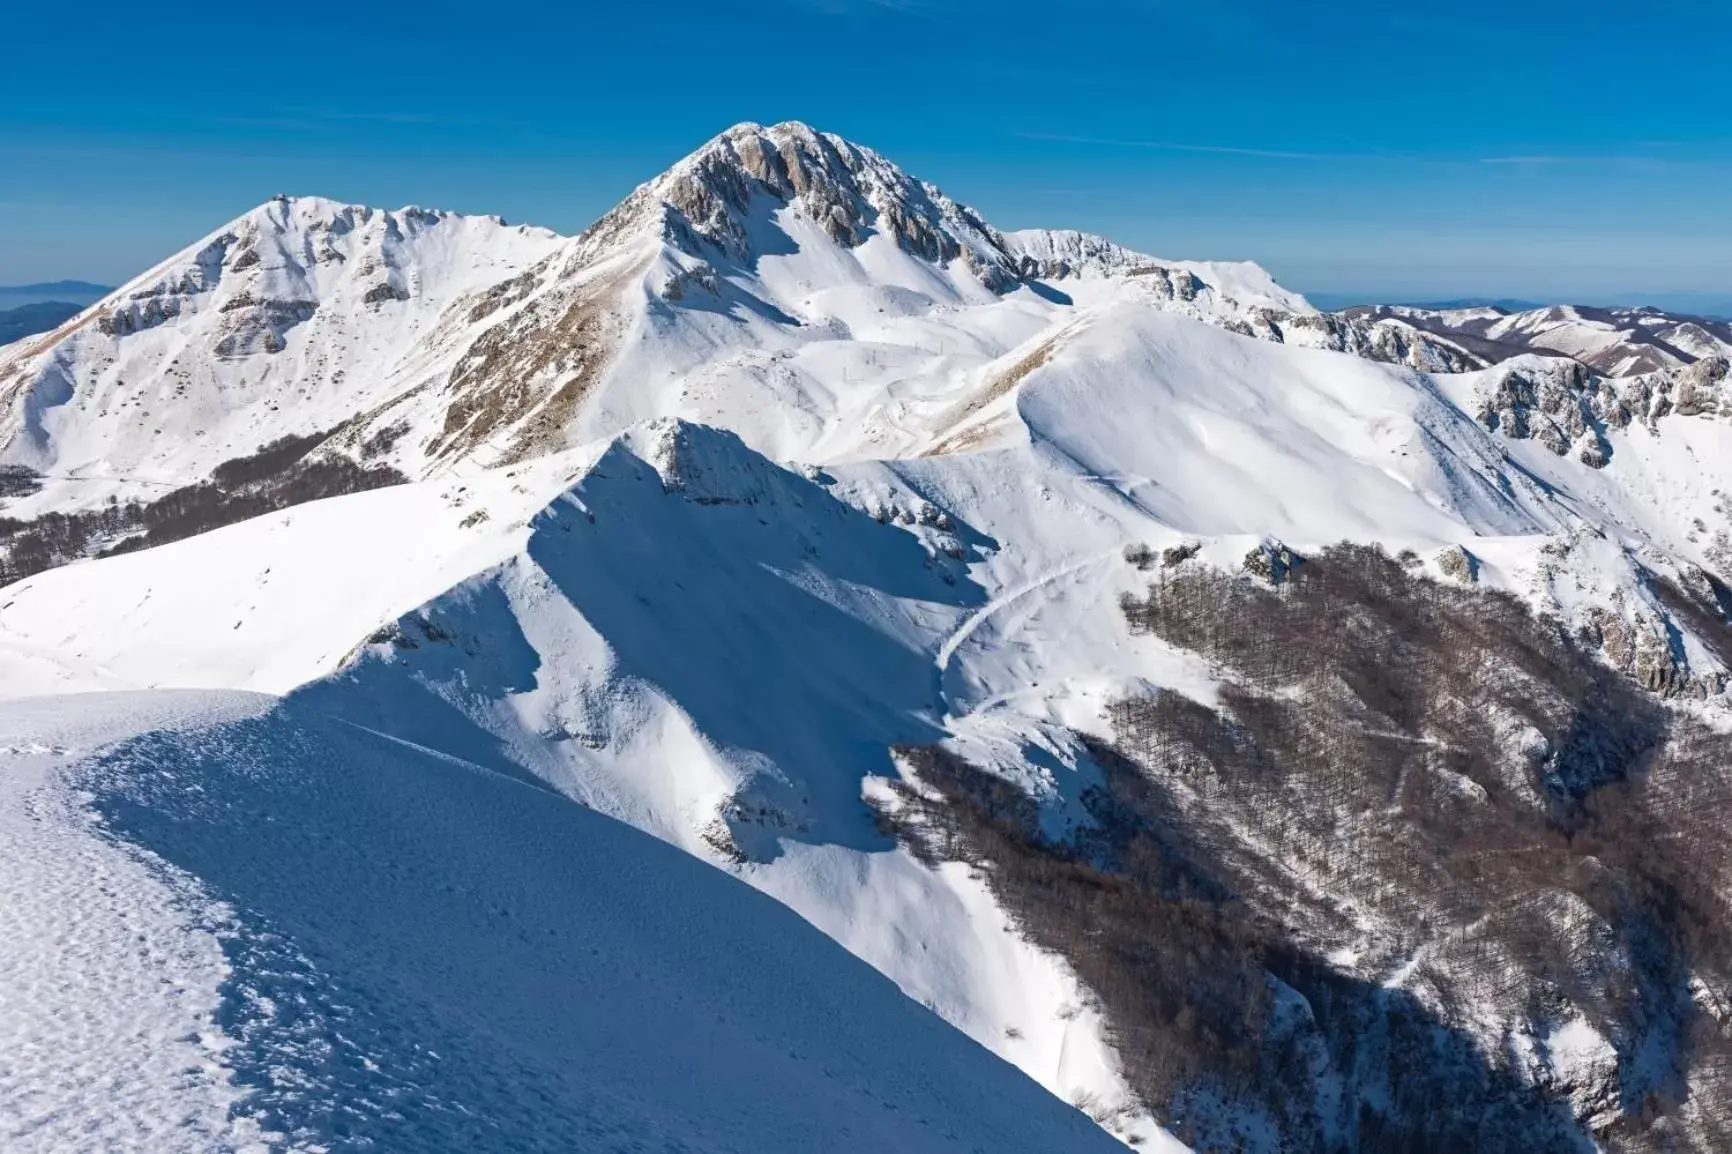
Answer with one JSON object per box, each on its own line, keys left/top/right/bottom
{"left": 4, "top": 0, "right": 1729, "bottom": 303}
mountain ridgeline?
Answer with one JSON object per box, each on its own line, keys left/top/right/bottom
{"left": 0, "top": 122, "right": 1730, "bottom": 1152}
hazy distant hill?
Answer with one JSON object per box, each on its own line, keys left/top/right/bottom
{"left": 0, "top": 280, "right": 113, "bottom": 309}
{"left": 0, "top": 300, "right": 83, "bottom": 345}
{"left": 0, "top": 279, "right": 112, "bottom": 296}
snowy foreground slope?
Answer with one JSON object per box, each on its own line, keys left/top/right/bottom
{"left": 0, "top": 691, "right": 1122, "bottom": 1154}
{"left": 3, "top": 121, "right": 1732, "bottom": 1152}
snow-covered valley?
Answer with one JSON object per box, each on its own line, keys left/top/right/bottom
{"left": 2, "top": 120, "right": 1731, "bottom": 1152}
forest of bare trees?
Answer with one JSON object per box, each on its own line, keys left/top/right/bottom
{"left": 879, "top": 544, "right": 1732, "bottom": 1152}
{"left": 0, "top": 432, "right": 406, "bottom": 585}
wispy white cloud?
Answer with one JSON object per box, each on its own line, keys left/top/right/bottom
{"left": 1023, "top": 133, "right": 1719, "bottom": 169}
{"left": 1016, "top": 131, "right": 1345, "bottom": 160}
{"left": 1478, "top": 154, "right": 1675, "bottom": 166}
{"left": 219, "top": 107, "right": 518, "bottom": 132}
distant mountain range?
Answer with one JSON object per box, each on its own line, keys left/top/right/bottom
{"left": 0, "top": 284, "right": 117, "bottom": 345}
{"left": 1309, "top": 291, "right": 1732, "bottom": 320}
{"left": 1397, "top": 297, "right": 1548, "bottom": 312}
{"left": 1340, "top": 301, "right": 1732, "bottom": 376}
{"left": 0, "top": 279, "right": 113, "bottom": 297}
{"left": 0, "top": 281, "right": 113, "bottom": 344}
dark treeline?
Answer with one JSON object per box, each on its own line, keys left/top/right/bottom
{"left": 0, "top": 432, "right": 406, "bottom": 584}
{"left": 879, "top": 544, "right": 1732, "bottom": 1152}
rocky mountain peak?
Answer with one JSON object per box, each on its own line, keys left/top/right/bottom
{"left": 572, "top": 120, "right": 1020, "bottom": 290}
{"left": 557, "top": 120, "right": 1325, "bottom": 332}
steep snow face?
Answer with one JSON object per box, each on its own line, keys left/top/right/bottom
{"left": 0, "top": 691, "right": 1124, "bottom": 1154}
{"left": 424, "top": 121, "right": 1349, "bottom": 470}
{"left": 0, "top": 197, "right": 561, "bottom": 514}
{"left": 933, "top": 303, "right": 1569, "bottom": 541}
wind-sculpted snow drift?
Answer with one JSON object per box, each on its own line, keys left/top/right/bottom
{"left": 2, "top": 121, "right": 1732, "bottom": 1152}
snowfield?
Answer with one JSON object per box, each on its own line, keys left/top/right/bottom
{"left": 0, "top": 691, "right": 1123, "bottom": 1154}
{"left": 1, "top": 120, "right": 1730, "bottom": 1151}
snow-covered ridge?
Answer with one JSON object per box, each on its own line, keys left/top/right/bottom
{"left": 0, "top": 690, "right": 1124, "bottom": 1154}
{"left": 1001, "top": 227, "right": 1312, "bottom": 314}
{"left": 0, "top": 417, "right": 1183, "bottom": 1146}
{"left": 1344, "top": 300, "right": 1732, "bottom": 377}
{"left": 0, "top": 194, "right": 562, "bottom": 513}
{"left": 0, "top": 119, "right": 1471, "bottom": 528}
{"left": 5, "top": 119, "right": 1732, "bottom": 1151}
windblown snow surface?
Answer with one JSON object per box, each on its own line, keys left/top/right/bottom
{"left": 0, "top": 691, "right": 1120, "bottom": 1154}
{"left": 2, "top": 121, "right": 1731, "bottom": 1152}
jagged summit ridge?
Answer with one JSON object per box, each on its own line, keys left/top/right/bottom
{"left": 575, "top": 120, "right": 1308, "bottom": 310}
{"left": 0, "top": 118, "right": 1351, "bottom": 517}
{"left": 569, "top": 120, "right": 1028, "bottom": 293}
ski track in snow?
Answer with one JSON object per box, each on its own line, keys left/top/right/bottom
{"left": 936, "top": 550, "right": 1121, "bottom": 676}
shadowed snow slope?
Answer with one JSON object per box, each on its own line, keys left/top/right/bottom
{"left": 0, "top": 690, "right": 1120, "bottom": 1154}
{"left": 0, "top": 421, "right": 1183, "bottom": 1146}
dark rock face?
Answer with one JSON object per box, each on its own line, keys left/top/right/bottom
{"left": 213, "top": 298, "right": 318, "bottom": 357}
{"left": 1474, "top": 361, "right": 1614, "bottom": 466}
{"left": 1243, "top": 540, "right": 1304, "bottom": 585}
{"left": 1464, "top": 356, "right": 1730, "bottom": 473}
{"left": 577, "top": 123, "right": 1027, "bottom": 294}
{"left": 361, "top": 281, "right": 410, "bottom": 306}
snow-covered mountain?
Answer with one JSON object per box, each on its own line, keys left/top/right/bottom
{"left": 0, "top": 123, "right": 1473, "bottom": 535}
{"left": 0, "top": 196, "right": 560, "bottom": 503}
{"left": 1343, "top": 301, "right": 1732, "bottom": 377}
{"left": 3, "top": 121, "right": 1732, "bottom": 1152}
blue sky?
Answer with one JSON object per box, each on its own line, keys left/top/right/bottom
{"left": 3, "top": 0, "right": 1729, "bottom": 304}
